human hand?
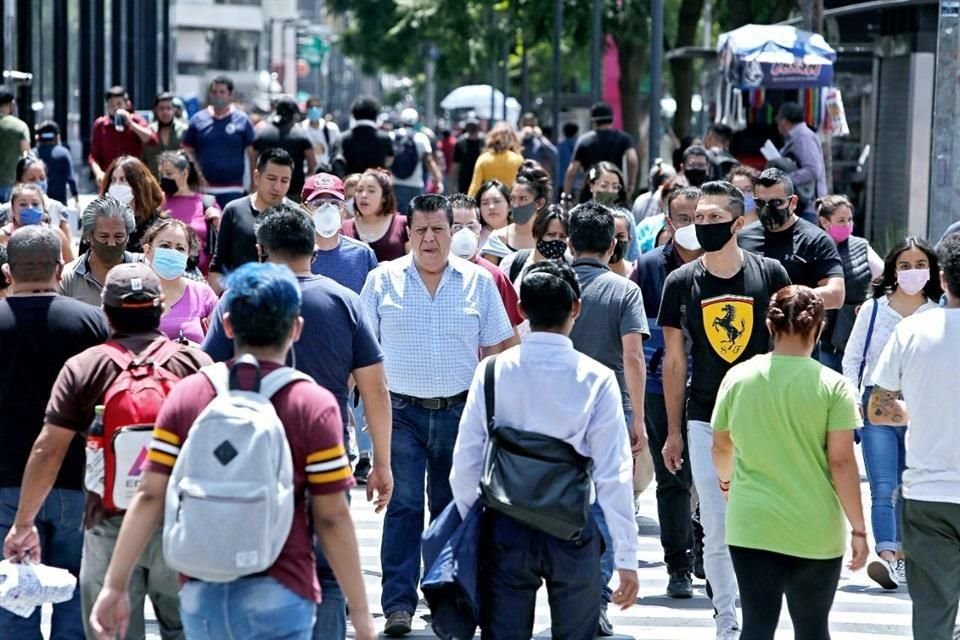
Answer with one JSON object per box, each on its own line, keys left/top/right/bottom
{"left": 662, "top": 432, "right": 684, "bottom": 474}
{"left": 611, "top": 569, "right": 639, "bottom": 610}
{"left": 349, "top": 605, "right": 377, "bottom": 640}
{"left": 848, "top": 533, "right": 868, "bottom": 571}
{"left": 366, "top": 463, "right": 393, "bottom": 514}
{"left": 3, "top": 522, "right": 40, "bottom": 563}
{"left": 115, "top": 109, "right": 131, "bottom": 123}
{"left": 630, "top": 416, "right": 647, "bottom": 454}
{"left": 89, "top": 585, "right": 131, "bottom": 640}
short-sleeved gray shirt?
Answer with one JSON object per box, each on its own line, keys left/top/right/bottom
{"left": 569, "top": 258, "right": 650, "bottom": 413}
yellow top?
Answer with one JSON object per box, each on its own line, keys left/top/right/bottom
{"left": 467, "top": 150, "right": 525, "bottom": 197}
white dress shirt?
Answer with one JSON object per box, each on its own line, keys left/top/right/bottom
{"left": 360, "top": 254, "right": 514, "bottom": 398}
{"left": 450, "top": 331, "right": 639, "bottom": 569}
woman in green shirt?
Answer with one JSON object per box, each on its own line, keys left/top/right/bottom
{"left": 711, "top": 285, "right": 868, "bottom": 640}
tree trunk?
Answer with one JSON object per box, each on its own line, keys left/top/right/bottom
{"left": 617, "top": 37, "right": 645, "bottom": 151}
{"left": 671, "top": 0, "right": 705, "bottom": 138}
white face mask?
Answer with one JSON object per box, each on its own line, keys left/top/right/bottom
{"left": 313, "top": 203, "right": 342, "bottom": 239}
{"left": 107, "top": 183, "right": 134, "bottom": 205}
{"left": 450, "top": 228, "right": 479, "bottom": 259}
{"left": 673, "top": 222, "right": 700, "bottom": 251}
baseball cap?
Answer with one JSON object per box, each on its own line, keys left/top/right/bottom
{"left": 36, "top": 120, "right": 60, "bottom": 142}
{"left": 590, "top": 102, "right": 614, "bottom": 121}
{"left": 302, "top": 173, "right": 345, "bottom": 203}
{"left": 102, "top": 263, "right": 163, "bottom": 309}
{"left": 400, "top": 107, "right": 419, "bottom": 126}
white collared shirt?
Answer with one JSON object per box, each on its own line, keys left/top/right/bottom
{"left": 360, "top": 254, "right": 513, "bottom": 398}
{"left": 450, "top": 332, "right": 639, "bottom": 569}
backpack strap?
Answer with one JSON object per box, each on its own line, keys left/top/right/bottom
{"left": 101, "top": 341, "right": 136, "bottom": 371}
{"left": 483, "top": 356, "right": 497, "bottom": 437}
{"left": 200, "top": 362, "right": 231, "bottom": 397}
{"left": 508, "top": 249, "right": 532, "bottom": 284}
{"left": 260, "top": 367, "right": 314, "bottom": 400}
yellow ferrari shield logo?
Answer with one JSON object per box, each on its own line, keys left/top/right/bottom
{"left": 701, "top": 295, "right": 754, "bottom": 363}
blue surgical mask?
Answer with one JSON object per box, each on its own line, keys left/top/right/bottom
{"left": 307, "top": 106, "right": 322, "bottom": 122}
{"left": 35, "top": 180, "right": 48, "bottom": 194}
{"left": 150, "top": 247, "right": 188, "bottom": 280}
{"left": 743, "top": 193, "right": 755, "bottom": 213}
{"left": 18, "top": 207, "right": 44, "bottom": 225}
{"left": 209, "top": 96, "right": 230, "bottom": 110}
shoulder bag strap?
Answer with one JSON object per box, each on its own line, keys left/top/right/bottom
{"left": 483, "top": 356, "right": 497, "bottom": 437}
{"left": 509, "top": 249, "right": 532, "bottom": 284}
{"left": 857, "top": 299, "right": 880, "bottom": 388}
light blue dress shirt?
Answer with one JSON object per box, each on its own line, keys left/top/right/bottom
{"left": 450, "top": 332, "right": 640, "bottom": 569}
{"left": 360, "top": 254, "right": 514, "bottom": 398}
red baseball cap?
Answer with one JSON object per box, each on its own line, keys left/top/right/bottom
{"left": 302, "top": 173, "right": 345, "bottom": 203}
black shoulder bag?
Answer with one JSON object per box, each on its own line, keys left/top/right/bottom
{"left": 479, "top": 357, "right": 593, "bottom": 540}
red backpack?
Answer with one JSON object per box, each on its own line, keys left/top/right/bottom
{"left": 99, "top": 339, "right": 183, "bottom": 512}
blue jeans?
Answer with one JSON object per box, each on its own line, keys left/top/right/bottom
{"left": 393, "top": 185, "right": 422, "bottom": 216}
{"left": 480, "top": 510, "right": 602, "bottom": 640}
{"left": 0, "top": 487, "right": 85, "bottom": 640}
{"left": 312, "top": 491, "right": 351, "bottom": 640}
{"left": 861, "top": 389, "right": 906, "bottom": 554}
{"left": 179, "top": 576, "right": 315, "bottom": 640}
{"left": 381, "top": 395, "right": 463, "bottom": 615}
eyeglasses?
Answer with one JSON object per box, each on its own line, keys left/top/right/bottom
{"left": 452, "top": 222, "right": 481, "bottom": 233}
{"left": 754, "top": 198, "right": 788, "bottom": 209}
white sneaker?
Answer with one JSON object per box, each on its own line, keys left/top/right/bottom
{"left": 867, "top": 558, "right": 900, "bottom": 590}
{"left": 717, "top": 628, "right": 741, "bottom": 640}
{"left": 894, "top": 558, "right": 907, "bottom": 583}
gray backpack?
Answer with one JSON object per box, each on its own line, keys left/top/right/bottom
{"left": 162, "top": 357, "right": 312, "bottom": 583}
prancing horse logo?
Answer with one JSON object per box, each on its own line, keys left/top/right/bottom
{"left": 701, "top": 295, "right": 754, "bottom": 363}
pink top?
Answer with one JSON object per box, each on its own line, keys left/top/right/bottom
{"left": 159, "top": 279, "right": 219, "bottom": 344}
{"left": 164, "top": 193, "right": 218, "bottom": 274}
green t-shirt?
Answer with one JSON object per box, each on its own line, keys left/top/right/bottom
{"left": 712, "top": 353, "right": 861, "bottom": 560}
{"left": 0, "top": 115, "right": 29, "bottom": 187}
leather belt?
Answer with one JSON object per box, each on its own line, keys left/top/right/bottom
{"left": 391, "top": 390, "right": 469, "bottom": 411}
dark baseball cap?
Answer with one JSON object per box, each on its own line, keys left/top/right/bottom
{"left": 590, "top": 102, "right": 614, "bottom": 121}
{"left": 302, "top": 173, "right": 345, "bottom": 202}
{"left": 102, "top": 263, "right": 163, "bottom": 309}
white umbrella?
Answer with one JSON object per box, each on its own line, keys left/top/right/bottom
{"left": 440, "top": 85, "right": 522, "bottom": 122}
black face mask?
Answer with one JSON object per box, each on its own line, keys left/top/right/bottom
{"left": 684, "top": 168, "right": 708, "bottom": 187}
{"left": 536, "top": 239, "right": 567, "bottom": 260}
{"left": 758, "top": 203, "right": 791, "bottom": 231}
{"left": 694, "top": 220, "right": 738, "bottom": 253}
{"left": 609, "top": 239, "right": 627, "bottom": 264}
{"left": 159, "top": 177, "right": 179, "bottom": 197}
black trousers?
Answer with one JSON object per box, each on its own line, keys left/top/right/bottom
{"left": 644, "top": 392, "right": 693, "bottom": 572}
{"left": 729, "top": 546, "right": 843, "bottom": 640}
{"left": 479, "top": 510, "right": 602, "bottom": 640}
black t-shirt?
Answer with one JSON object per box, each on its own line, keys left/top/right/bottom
{"left": 340, "top": 125, "right": 395, "bottom": 175}
{"left": 0, "top": 296, "right": 108, "bottom": 488}
{"left": 738, "top": 218, "right": 844, "bottom": 289}
{"left": 209, "top": 196, "right": 263, "bottom": 274}
{"left": 453, "top": 135, "right": 484, "bottom": 194}
{"left": 572, "top": 129, "right": 635, "bottom": 172}
{"left": 658, "top": 252, "right": 791, "bottom": 421}
{"left": 253, "top": 122, "right": 313, "bottom": 201}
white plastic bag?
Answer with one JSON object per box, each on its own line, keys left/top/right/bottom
{"left": 0, "top": 559, "right": 77, "bottom": 618}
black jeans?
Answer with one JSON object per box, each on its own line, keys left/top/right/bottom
{"left": 729, "top": 546, "right": 842, "bottom": 640}
{"left": 644, "top": 392, "right": 693, "bottom": 573}
{"left": 479, "top": 510, "right": 602, "bottom": 640}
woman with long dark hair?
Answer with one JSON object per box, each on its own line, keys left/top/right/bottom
{"left": 481, "top": 161, "right": 551, "bottom": 264}
{"left": 578, "top": 161, "right": 642, "bottom": 266}
{"left": 841, "top": 236, "right": 942, "bottom": 590}
{"left": 713, "top": 285, "right": 867, "bottom": 640}
{"left": 340, "top": 168, "right": 409, "bottom": 262}
{"left": 158, "top": 151, "right": 221, "bottom": 274}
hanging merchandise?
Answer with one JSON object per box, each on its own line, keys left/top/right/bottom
{"left": 821, "top": 87, "right": 850, "bottom": 137}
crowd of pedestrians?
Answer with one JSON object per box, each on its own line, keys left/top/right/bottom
{"left": 0, "top": 78, "right": 957, "bottom": 640}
